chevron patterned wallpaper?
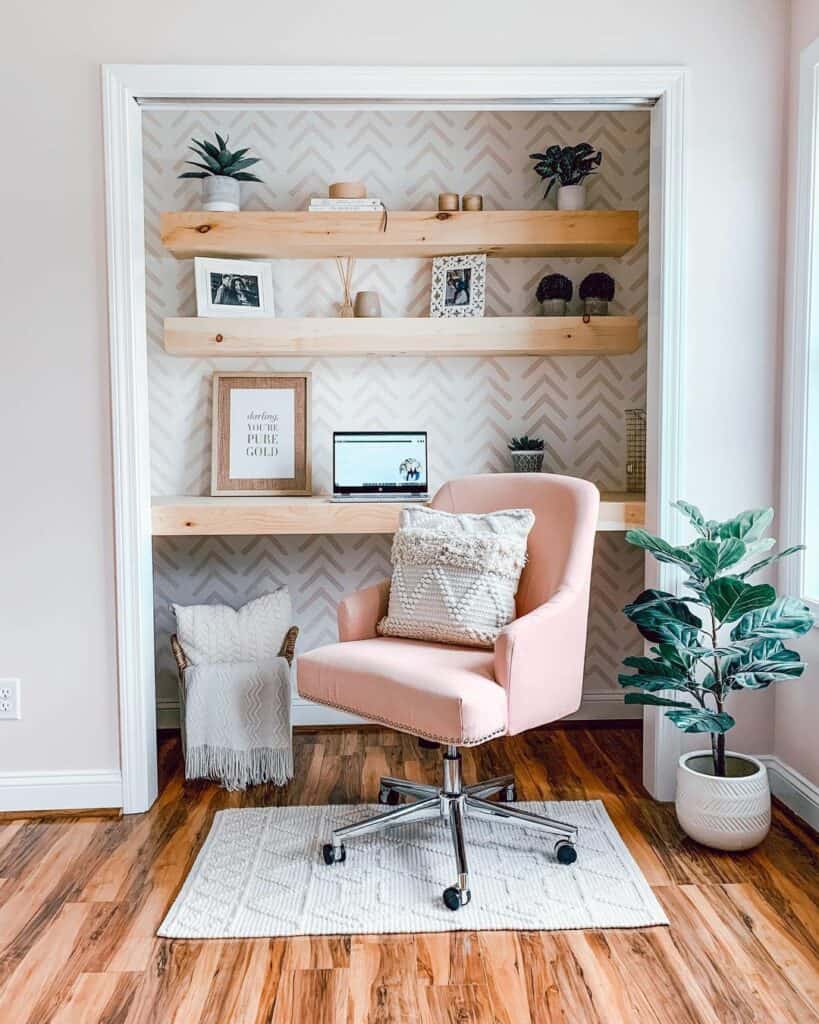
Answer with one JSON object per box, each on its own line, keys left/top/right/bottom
{"left": 144, "top": 108, "right": 649, "bottom": 720}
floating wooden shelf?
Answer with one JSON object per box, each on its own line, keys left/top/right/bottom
{"left": 160, "top": 210, "right": 639, "bottom": 260}
{"left": 151, "top": 493, "right": 645, "bottom": 537}
{"left": 163, "top": 316, "right": 640, "bottom": 358}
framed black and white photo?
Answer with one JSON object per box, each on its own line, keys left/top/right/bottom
{"left": 429, "top": 253, "right": 486, "bottom": 318}
{"left": 195, "top": 257, "right": 275, "bottom": 317}
{"left": 211, "top": 372, "right": 311, "bottom": 495}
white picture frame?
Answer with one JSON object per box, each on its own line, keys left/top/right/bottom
{"left": 194, "top": 257, "right": 275, "bottom": 317}
{"left": 429, "top": 253, "right": 486, "bottom": 318}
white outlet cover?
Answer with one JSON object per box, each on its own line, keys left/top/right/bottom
{"left": 0, "top": 678, "right": 21, "bottom": 720}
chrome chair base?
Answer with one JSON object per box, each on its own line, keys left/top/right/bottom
{"left": 322, "top": 745, "right": 578, "bottom": 910}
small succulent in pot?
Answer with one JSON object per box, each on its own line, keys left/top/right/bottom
{"left": 579, "top": 272, "right": 615, "bottom": 316}
{"left": 178, "top": 132, "right": 263, "bottom": 212}
{"left": 536, "top": 273, "right": 573, "bottom": 316}
{"left": 508, "top": 435, "right": 545, "bottom": 473}
{"left": 529, "top": 143, "right": 602, "bottom": 210}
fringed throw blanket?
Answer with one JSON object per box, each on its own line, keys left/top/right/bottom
{"left": 183, "top": 657, "right": 293, "bottom": 790}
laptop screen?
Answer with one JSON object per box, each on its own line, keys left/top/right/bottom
{"left": 333, "top": 431, "right": 428, "bottom": 494}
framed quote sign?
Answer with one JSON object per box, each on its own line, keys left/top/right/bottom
{"left": 211, "top": 372, "right": 311, "bottom": 496}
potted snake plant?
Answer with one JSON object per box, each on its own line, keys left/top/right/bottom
{"left": 508, "top": 436, "right": 545, "bottom": 473}
{"left": 620, "top": 501, "right": 814, "bottom": 850}
{"left": 178, "top": 132, "right": 263, "bottom": 212}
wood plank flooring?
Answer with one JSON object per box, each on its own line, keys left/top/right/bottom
{"left": 0, "top": 724, "right": 816, "bottom": 1023}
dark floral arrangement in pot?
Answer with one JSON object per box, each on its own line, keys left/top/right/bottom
{"left": 529, "top": 143, "right": 602, "bottom": 210}
{"left": 536, "top": 273, "right": 573, "bottom": 316}
{"left": 579, "top": 272, "right": 615, "bottom": 317}
{"left": 620, "top": 501, "right": 814, "bottom": 851}
{"left": 178, "top": 132, "right": 263, "bottom": 213}
{"left": 508, "top": 436, "right": 545, "bottom": 473}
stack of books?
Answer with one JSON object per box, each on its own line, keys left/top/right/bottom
{"left": 308, "top": 197, "right": 384, "bottom": 212}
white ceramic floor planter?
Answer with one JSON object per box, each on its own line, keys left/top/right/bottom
{"left": 675, "top": 750, "right": 771, "bottom": 851}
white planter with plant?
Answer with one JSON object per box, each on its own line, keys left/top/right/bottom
{"left": 508, "top": 436, "right": 545, "bottom": 473}
{"left": 178, "top": 132, "right": 263, "bottom": 212}
{"left": 620, "top": 501, "right": 814, "bottom": 851}
{"left": 529, "top": 143, "right": 602, "bottom": 212}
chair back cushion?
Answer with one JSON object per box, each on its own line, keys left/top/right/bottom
{"left": 377, "top": 506, "right": 534, "bottom": 648}
{"left": 172, "top": 589, "right": 292, "bottom": 666}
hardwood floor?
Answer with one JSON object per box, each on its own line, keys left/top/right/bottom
{"left": 0, "top": 724, "right": 816, "bottom": 1023}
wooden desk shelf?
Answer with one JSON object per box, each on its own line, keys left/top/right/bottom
{"left": 151, "top": 493, "right": 645, "bottom": 537}
{"left": 160, "top": 210, "right": 639, "bottom": 260}
{"left": 163, "top": 316, "right": 640, "bottom": 358}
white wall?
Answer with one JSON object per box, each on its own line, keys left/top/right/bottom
{"left": 0, "top": 0, "right": 787, "bottom": 791}
{"left": 774, "top": 0, "right": 819, "bottom": 789}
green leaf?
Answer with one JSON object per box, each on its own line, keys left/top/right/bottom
{"left": 714, "top": 508, "right": 774, "bottom": 543}
{"left": 624, "top": 693, "right": 692, "bottom": 708}
{"left": 625, "top": 529, "right": 696, "bottom": 570}
{"left": 665, "top": 708, "right": 736, "bottom": 733}
{"left": 704, "top": 577, "right": 775, "bottom": 622}
{"left": 177, "top": 171, "right": 209, "bottom": 179}
{"left": 731, "top": 596, "right": 816, "bottom": 641}
{"left": 184, "top": 160, "right": 218, "bottom": 174}
{"left": 737, "top": 544, "right": 805, "bottom": 580}
{"left": 622, "top": 655, "right": 688, "bottom": 680}
{"left": 685, "top": 538, "right": 746, "bottom": 577}
{"left": 231, "top": 172, "right": 263, "bottom": 181}
{"left": 623, "top": 589, "right": 702, "bottom": 645}
{"left": 224, "top": 157, "right": 261, "bottom": 172}
{"left": 187, "top": 148, "right": 222, "bottom": 172}
{"left": 191, "top": 139, "right": 222, "bottom": 163}
{"left": 672, "top": 500, "right": 708, "bottom": 536}
{"left": 214, "top": 131, "right": 228, "bottom": 151}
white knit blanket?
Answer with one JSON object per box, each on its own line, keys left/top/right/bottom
{"left": 183, "top": 657, "right": 293, "bottom": 791}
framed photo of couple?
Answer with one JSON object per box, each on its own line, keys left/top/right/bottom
{"left": 211, "top": 372, "right": 311, "bottom": 496}
{"left": 195, "top": 257, "right": 275, "bottom": 317}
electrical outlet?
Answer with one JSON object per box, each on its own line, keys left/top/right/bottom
{"left": 0, "top": 679, "right": 21, "bottom": 720}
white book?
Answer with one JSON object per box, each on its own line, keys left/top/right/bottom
{"left": 308, "top": 199, "right": 383, "bottom": 209}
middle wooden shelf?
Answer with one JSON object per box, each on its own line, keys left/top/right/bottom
{"left": 163, "top": 315, "right": 640, "bottom": 358}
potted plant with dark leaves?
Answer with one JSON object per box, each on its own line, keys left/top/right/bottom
{"left": 178, "top": 132, "right": 263, "bottom": 212}
{"left": 536, "top": 273, "right": 573, "bottom": 316}
{"left": 620, "top": 501, "right": 814, "bottom": 851}
{"left": 579, "top": 272, "right": 615, "bottom": 316}
{"left": 508, "top": 436, "right": 545, "bottom": 473}
{"left": 529, "top": 143, "right": 602, "bottom": 210}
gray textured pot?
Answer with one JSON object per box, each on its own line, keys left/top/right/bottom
{"left": 583, "top": 298, "right": 609, "bottom": 316}
{"left": 540, "top": 298, "right": 567, "bottom": 316}
{"left": 202, "top": 175, "right": 240, "bottom": 212}
{"left": 510, "top": 451, "right": 544, "bottom": 473}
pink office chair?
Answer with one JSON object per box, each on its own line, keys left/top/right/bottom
{"left": 297, "top": 473, "right": 600, "bottom": 910}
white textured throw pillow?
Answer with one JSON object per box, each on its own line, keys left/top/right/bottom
{"left": 172, "top": 590, "right": 291, "bottom": 666}
{"left": 378, "top": 506, "right": 535, "bottom": 648}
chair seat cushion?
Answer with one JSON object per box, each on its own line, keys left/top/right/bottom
{"left": 297, "top": 637, "right": 508, "bottom": 746}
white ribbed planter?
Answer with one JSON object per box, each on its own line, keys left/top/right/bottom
{"left": 202, "top": 175, "right": 240, "bottom": 212}
{"left": 676, "top": 750, "right": 770, "bottom": 851}
{"left": 557, "top": 184, "right": 586, "bottom": 210}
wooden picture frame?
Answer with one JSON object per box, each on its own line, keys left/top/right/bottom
{"left": 211, "top": 372, "right": 311, "bottom": 496}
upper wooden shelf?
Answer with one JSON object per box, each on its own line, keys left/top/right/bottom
{"left": 151, "top": 492, "right": 645, "bottom": 537}
{"left": 160, "top": 210, "right": 639, "bottom": 260}
{"left": 163, "top": 315, "right": 640, "bottom": 358}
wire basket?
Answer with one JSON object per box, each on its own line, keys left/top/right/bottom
{"left": 625, "top": 409, "right": 646, "bottom": 494}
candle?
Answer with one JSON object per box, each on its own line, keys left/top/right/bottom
{"left": 438, "top": 192, "right": 459, "bottom": 211}
{"left": 462, "top": 194, "right": 483, "bottom": 211}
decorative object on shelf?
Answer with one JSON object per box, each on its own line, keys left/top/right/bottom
{"left": 329, "top": 180, "right": 367, "bottom": 199}
{"left": 335, "top": 257, "right": 356, "bottom": 317}
{"left": 529, "top": 142, "right": 602, "bottom": 211}
{"left": 620, "top": 501, "right": 814, "bottom": 851}
{"left": 625, "top": 408, "right": 646, "bottom": 493}
{"left": 438, "top": 192, "right": 460, "bottom": 211}
{"left": 353, "top": 290, "right": 382, "bottom": 318}
{"left": 211, "top": 371, "right": 311, "bottom": 496}
{"left": 508, "top": 435, "right": 545, "bottom": 473}
{"left": 461, "top": 194, "right": 484, "bottom": 211}
{"left": 194, "top": 257, "right": 274, "bottom": 317}
{"left": 430, "top": 254, "right": 486, "bottom": 318}
{"left": 178, "top": 131, "right": 262, "bottom": 212}
{"left": 536, "top": 273, "right": 573, "bottom": 316}
{"left": 579, "top": 272, "right": 615, "bottom": 317}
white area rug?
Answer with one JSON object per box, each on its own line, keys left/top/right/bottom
{"left": 158, "top": 800, "right": 667, "bottom": 937}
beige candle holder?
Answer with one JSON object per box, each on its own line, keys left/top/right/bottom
{"left": 329, "top": 181, "right": 367, "bottom": 199}
{"left": 462, "top": 194, "right": 484, "bottom": 211}
{"left": 438, "top": 192, "right": 459, "bottom": 211}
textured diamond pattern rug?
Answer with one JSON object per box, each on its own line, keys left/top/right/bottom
{"left": 158, "top": 800, "right": 667, "bottom": 937}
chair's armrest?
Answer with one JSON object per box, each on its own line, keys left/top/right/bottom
{"left": 338, "top": 579, "right": 391, "bottom": 641}
{"left": 494, "top": 586, "right": 590, "bottom": 735}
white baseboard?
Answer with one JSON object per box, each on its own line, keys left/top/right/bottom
{"left": 0, "top": 770, "right": 123, "bottom": 814}
{"left": 759, "top": 755, "right": 819, "bottom": 832}
{"left": 157, "top": 689, "right": 638, "bottom": 731}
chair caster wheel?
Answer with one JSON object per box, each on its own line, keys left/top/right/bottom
{"left": 442, "top": 886, "right": 470, "bottom": 911}
{"left": 378, "top": 787, "right": 400, "bottom": 806}
{"left": 498, "top": 784, "right": 516, "bottom": 802}
{"left": 555, "top": 839, "right": 577, "bottom": 865}
{"left": 322, "top": 843, "right": 346, "bottom": 865}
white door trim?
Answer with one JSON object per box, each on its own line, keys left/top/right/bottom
{"left": 102, "top": 64, "right": 688, "bottom": 812}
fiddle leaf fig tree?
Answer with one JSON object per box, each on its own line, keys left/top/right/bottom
{"left": 620, "top": 501, "right": 814, "bottom": 776}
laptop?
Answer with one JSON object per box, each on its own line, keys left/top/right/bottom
{"left": 331, "top": 431, "right": 430, "bottom": 502}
